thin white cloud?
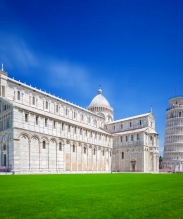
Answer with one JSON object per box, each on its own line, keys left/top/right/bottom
{"left": 47, "top": 60, "right": 91, "bottom": 91}
{"left": 0, "top": 34, "right": 98, "bottom": 96}
{"left": 0, "top": 34, "right": 38, "bottom": 72}
{"left": 0, "top": 33, "right": 115, "bottom": 100}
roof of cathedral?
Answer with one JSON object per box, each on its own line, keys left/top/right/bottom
{"left": 88, "top": 88, "right": 112, "bottom": 109}
{"left": 108, "top": 112, "right": 153, "bottom": 124}
{"left": 7, "top": 77, "right": 104, "bottom": 119}
{"left": 114, "top": 127, "right": 147, "bottom": 135}
{"left": 114, "top": 127, "right": 158, "bottom": 135}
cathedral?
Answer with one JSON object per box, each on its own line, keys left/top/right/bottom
{"left": 0, "top": 66, "right": 159, "bottom": 174}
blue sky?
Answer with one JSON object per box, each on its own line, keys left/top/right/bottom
{"left": 1, "top": 0, "right": 183, "bottom": 155}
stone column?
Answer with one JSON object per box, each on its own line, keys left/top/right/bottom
{"left": 92, "top": 146, "right": 93, "bottom": 172}
{"left": 152, "top": 153, "right": 155, "bottom": 172}
{"left": 29, "top": 140, "right": 31, "bottom": 171}
{"left": 100, "top": 148, "right": 102, "bottom": 172}
{"left": 12, "top": 139, "right": 20, "bottom": 173}
{"left": 70, "top": 142, "right": 72, "bottom": 172}
{"left": 7, "top": 141, "right": 9, "bottom": 167}
{"left": 81, "top": 144, "right": 83, "bottom": 172}
{"left": 56, "top": 141, "right": 58, "bottom": 172}
{"left": 76, "top": 143, "right": 78, "bottom": 172}
{"left": 118, "top": 150, "right": 120, "bottom": 172}
{"left": 63, "top": 141, "right": 66, "bottom": 172}
{"left": 0, "top": 146, "right": 2, "bottom": 166}
{"left": 87, "top": 145, "right": 88, "bottom": 172}
{"left": 39, "top": 140, "right": 40, "bottom": 171}
{"left": 96, "top": 146, "right": 98, "bottom": 172}
{"left": 108, "top": 148, "right": 110, "bottom": 171}
{"left": 48, "top": 141, "right": 50, "bottom": 172}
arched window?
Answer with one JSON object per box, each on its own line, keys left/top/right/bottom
{"left": 150, "top": 136, "right": 153, "bottom": 141}
{"left": 130, "top": 122, "right": 132, "bottom": 127}
{"left": 32, "top": 96, "right": 35, "bottom": 105}
{"left": 3, "top": 144, "right": 6, "bottom": 150}
{"left": 25, "top": 113, "right": 28, "bottom": 122}
{"left": 121, "top": 124, "right": 123, "bottom": 129}
{"left": 73, "top": 145, "right": 75, "bottom": 153}
{"left": 45, "top": 119, "right": 48, "bottom": 127}
{"left": 84, "top": 147, "right": 86, "bottom": 154}
{"left": 137, "top": 134, "right": 139, "bottom": 140}
{"left": 36, "top": 116, "right": 39, "bottom": 125}
{"left": 126, "top": 136, "right": 128, "bottom": 142}
{"left": 139, "top": 120, "right": 142, "bottom": 125}
{"left": 45, "top": 101, "right": 48, "bottom": 109}
{"left": 17, "top": 91, "right": 20, "bottom": 100}
{"left": 131, "top": 135, "right": 133, "bottom": 141}
{"left": 59, "top": 142, "right": 62, "bottom": 151}
{"left": 122, "top": 152, "right": 124, "bottom": 159}
{"left": 43, "top": 141, "right": 46, "bottom": 149}
{"left": 66, "top": 108, "right": 68, "bottom": 115}
{"left": 93, "top": 148, "right": 95, "bottom": 155}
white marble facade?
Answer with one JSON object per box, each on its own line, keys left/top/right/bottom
{"left": 0, "top": 67, "right": 159, "bottom": 173}
{"left": 163, "top": 97, "right": 183, "bottom": 172}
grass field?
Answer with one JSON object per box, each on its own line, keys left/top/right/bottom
{"left": 0, "top": 173, "right": 183, "bottom": 219}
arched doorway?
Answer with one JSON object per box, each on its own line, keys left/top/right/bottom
{"left": 3, "top": 154, "right": 6, "bottom": 166}
{"left": 3, "top": 144, "right": 7, "bottom": 167}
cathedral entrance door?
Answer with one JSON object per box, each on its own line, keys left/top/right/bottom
{"left": 132, "top": 163, "right": 135, "bottom": 171}
{"left": 131, "top": 159, "right": 136, "bottom": 172}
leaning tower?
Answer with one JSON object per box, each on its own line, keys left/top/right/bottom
{"left": 163, "top": 96, "right": 183, "bottom": 172}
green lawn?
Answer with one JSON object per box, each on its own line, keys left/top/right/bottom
{"left": 0, "top": 173, "right": 183, "bottom": 219}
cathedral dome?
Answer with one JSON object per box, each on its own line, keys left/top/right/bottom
{"left": 88, "top": 88, "right": 111, "bottom": 109}
{"left": 87, "top": 88, "right": 113, "bottom": 122}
